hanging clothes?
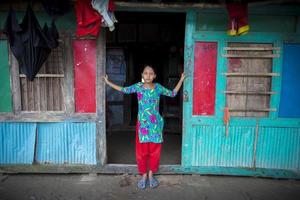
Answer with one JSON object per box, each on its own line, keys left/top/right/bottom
{"left": 75, "top": 0, "right": 102, "bottom": 37}
{"left": 3, "top": 5, "right": 59, "bottom": 81}
{"left": 41, "top": 0, "right": 71, "bottom": 18}
{"left": 91, "top": 0, "right": 118, "bottom": 31}
{"left": 226, "top": 2, "right": 249, "bottom": 36}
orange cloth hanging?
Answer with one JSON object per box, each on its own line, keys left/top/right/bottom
{"left": 224, "top": 107, "right": 230, "bottom": 137}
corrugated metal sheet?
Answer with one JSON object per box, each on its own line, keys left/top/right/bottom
{"left": 190, "top": 125, "right": 255, "bottom": 168}
{"left": 0, "top": 122, "right": 36, "bottom": 164}
{"left": 37, "top": 122, "right": 96, "bottom": 165}
{"left": 256, "top": 127, "right": 300, "bottom": 170}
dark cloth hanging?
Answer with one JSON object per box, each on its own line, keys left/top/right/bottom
{"left": 3, "top": 5, "right": 59, "bottom": 81}
{"left": 40, "top": 0, "right": 71, "bottom": 18}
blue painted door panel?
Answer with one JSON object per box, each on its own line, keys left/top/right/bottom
{"left": 279, "top": 43, "right": 300, "bottom": 118}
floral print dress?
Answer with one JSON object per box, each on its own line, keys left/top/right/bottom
{"left": 121, "top": 82, "right": 177, "bottom": 143}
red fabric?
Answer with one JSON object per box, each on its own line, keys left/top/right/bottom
{"left": 135, "top": 122, "right": 162, "bottom": 174}
{"left": 75, "top": 0, "right": 102, "bottom": 37}
{"left": 108, "top": 0, "right": 115, "bottom": 12}
{"left": 226, "top": 2, "right": 249, "bottom": 36}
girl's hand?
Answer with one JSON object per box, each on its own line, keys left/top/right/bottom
{"left": 103, "top": 74, "right": 109, "bottom": 84}
{"left": 180, "top": 72, "right": 186, "bottom": 81}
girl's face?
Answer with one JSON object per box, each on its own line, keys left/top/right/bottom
{"left": 142, "top": 66, "right": 156, "bottom": 83}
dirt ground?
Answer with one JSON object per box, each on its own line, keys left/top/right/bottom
{"left": 0, "top": 174, "right": 300, "bottom": 200}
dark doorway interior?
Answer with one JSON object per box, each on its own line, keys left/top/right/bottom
{"left": 106, "top": 11, "right": 185, "bottom": 164}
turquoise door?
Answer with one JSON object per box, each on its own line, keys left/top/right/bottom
{"left": 182, "top": 11, "right": 275, "bottom": 172}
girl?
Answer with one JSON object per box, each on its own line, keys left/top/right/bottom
{"left": 103, "top": 64, "right": 185, "bottom": 189}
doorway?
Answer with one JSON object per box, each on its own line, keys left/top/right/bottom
{"left": 105, "top": 11, "right": 185, "bottom": 165}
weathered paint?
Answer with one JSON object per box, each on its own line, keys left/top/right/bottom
{"left": 189, "top": 125, "right": 255, "bottom": 168}
{"left": 279, "top": 44, "right": 300, "bottom": 118}
{"left": 0, "top": 40, "right": 13, "bottom": 112}
{"left": 73, "top": 40, "right": 97, "bottom": 113}
{"left": 0, "top": 123, "right": 36, "bottom": 164}
{"left": 182, "top": 8, "right": 300, "bottom": 178}
{"left": 193, "top": 42, "right": 217, "bottom": 115}
{"left": 256, "top": 127, "right": 300, "bottom": 170}
{"left": 37, "top": 122, "right": 96, "bottom": 165}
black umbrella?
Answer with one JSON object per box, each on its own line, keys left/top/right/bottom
{"left": 3, "top": 5, "right": 59, "bottom": 81}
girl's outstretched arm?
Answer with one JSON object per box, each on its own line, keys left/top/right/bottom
{"left": 103, "top": 74, "right": 122, "bottom": 91}
{"left": 173, "top": 73, "right": 186, "bottom": 93}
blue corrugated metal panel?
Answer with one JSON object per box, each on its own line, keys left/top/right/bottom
{"left": 0, "top": 122, "right": 36, "bottom": 164}
{"left": 190, "top": 125, "right": 255, "bottom": 167}
{"left": 256, "top": 127, "right": 300, "bottom": 170}
{"left": 37, "top": 122, "right": 96, "bottom": 165}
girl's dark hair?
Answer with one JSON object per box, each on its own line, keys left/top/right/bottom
{"left": 141, "top": 64, "right": 156, "bottom": 74}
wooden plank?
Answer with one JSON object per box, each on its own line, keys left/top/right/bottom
{"left": 222, "top": 54, "right": 280, "bottom": 58}
{"left": 0, "top": 113, "right": 97, "bottom": 122}
{"left": 20, "top": 78, "right": 27, "bottom": 111}
{"left": 229, "top": 108, "right": 276, "bottom": 112}
{"left": 19, "top": 74, "right": 64, "bottom": 78}
{"left": 224, "top": 47, "right": 280, "bottom": 51}
{"left": 27, "top": 79, "right": 34, "bottom": 111}
{"left": 226, "top": 43, "right": 273, "bottom": 117}
{"left": 64, "top": 32, "right": 75, "bottom": 114}
{"left": 224, "top": 72, "right": 279, "bottom": 77}
{"left": 224, "top": 91, "right": 276, "bottom": 95}
{"left": 10, "top": 50, "right": 21, "bottom": 114}
{"left": 96, "top": 29, "right": 107, "bottom": 166}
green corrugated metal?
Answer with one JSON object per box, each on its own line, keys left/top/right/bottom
{"left": 256, "top": 127, "right": 300, "bottom": 170}
{"left": 190, "top": 125, "right": 255, "bottom": 168}
{"left": 0, "top": 40, "right": 12, "bottom": 113}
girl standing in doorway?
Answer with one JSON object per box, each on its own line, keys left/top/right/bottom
{"left": 104, "top": 64, "right": 185, "bottom": 189}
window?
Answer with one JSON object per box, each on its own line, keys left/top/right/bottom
{"left": 12, "top": 41, "right": 65, "bottom": 112}
{"left": 224, "top": 43, "right": 279, "bottom": 117}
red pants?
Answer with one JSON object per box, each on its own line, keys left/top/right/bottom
{"left": 136, "top": 123, "right": 162, "bottom": 174}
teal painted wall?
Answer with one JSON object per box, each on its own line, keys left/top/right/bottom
{"left": 196, "top": 13, "right": 297, "bottom": 33}
{"left": 0, "top": 40, "right": 12, "bottom": 112}
{"left": 0, "top": 10, "right": 76, "bottom": 31}
{"left": 183, "top": 7, "right": 300, "bottom": 178}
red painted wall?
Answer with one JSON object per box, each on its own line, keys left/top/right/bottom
{"left": 193, "top": 42, "right": 217, "bottom": 115}
{"left": 73, "top": 40, "right": 96, "bottom": 113}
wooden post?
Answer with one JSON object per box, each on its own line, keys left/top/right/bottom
{"left": 96, "top": 29, "right": 107, "bottom": 166}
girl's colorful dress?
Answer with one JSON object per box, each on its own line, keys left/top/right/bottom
{"left": 121, "top": 82, "right": 177, "bottom": 143}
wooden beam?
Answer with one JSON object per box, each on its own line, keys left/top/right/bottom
{"left": 224, "top": 47, "right": 280, "bottom": 51}
{"left": 222, "top": 54, "right": 280, "bottom": 58}
{"left": 19, "top": 74, "right": 64, "bottom": 78}
{"left": 223, "top": 72, "right": 280, "bottom": 77}
{"left": 96, "top": 29, "right": 107, "bottom": 166}
{"left": 115, "top": 1, "right": 222, "bottom": 10}
{"left": 224, "top": 91, "right": 276, "bottom": 95}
